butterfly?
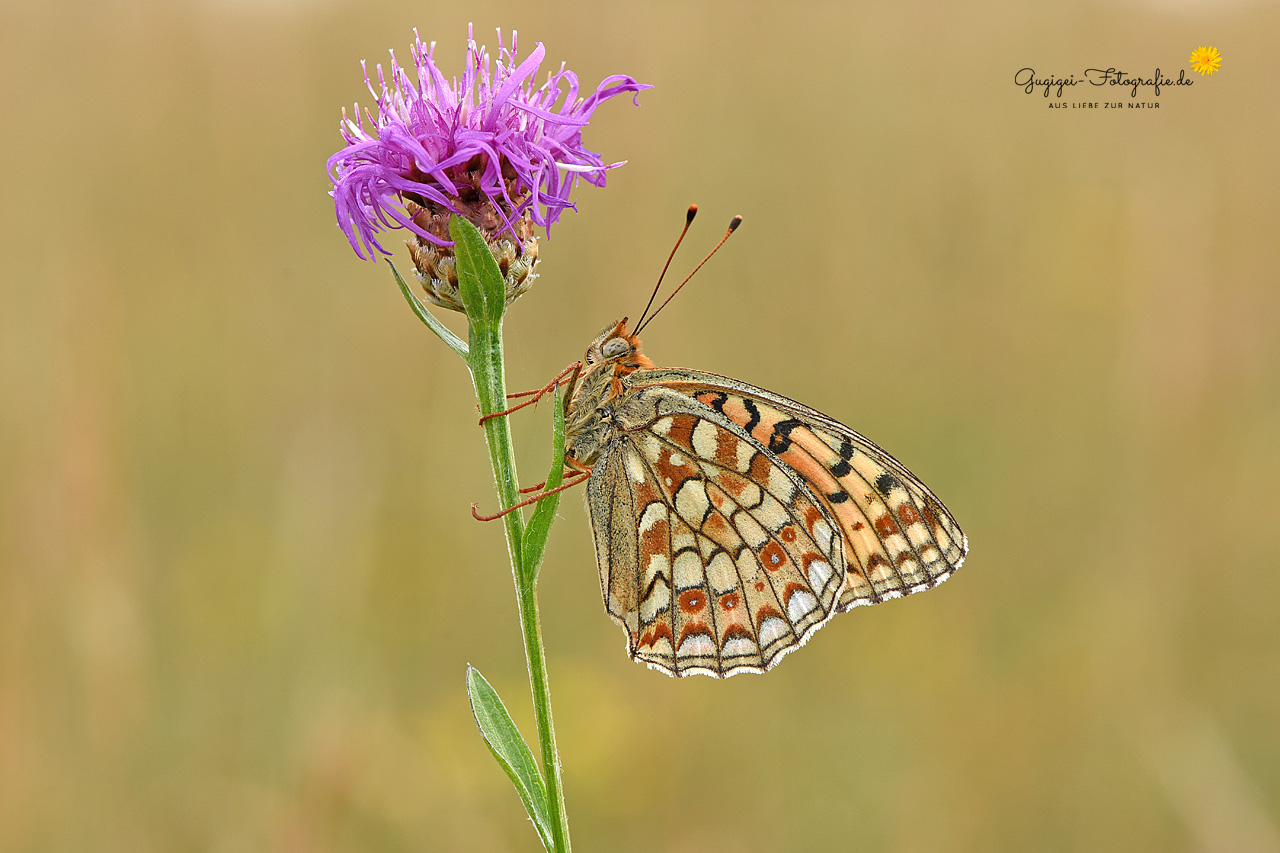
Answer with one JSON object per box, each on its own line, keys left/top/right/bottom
{"left": 483, "top": 211, "right": 967, "bottom": 678}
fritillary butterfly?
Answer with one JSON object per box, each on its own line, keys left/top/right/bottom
{"left": 552, "top": 319, "right": 968, "bottom": 678}
{"left": 485, "top": 211, "right": 968, "bottom": 677}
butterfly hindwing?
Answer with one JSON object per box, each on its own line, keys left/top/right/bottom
{"left": 586, "top": 386, "right": 846, "bottom": 677}
{"left": 629, "top": 368, "right": 968, "bottom": 611}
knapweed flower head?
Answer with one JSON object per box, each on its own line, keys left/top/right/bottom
{"left": 328, "top": 26, "right": 650, "bottom": 311}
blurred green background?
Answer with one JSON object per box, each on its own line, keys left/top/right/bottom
{"left": 3, "top": 0, "right": 1278, "bottom": 850}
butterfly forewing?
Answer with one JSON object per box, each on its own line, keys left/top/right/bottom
{"left": 629, "top": 368, "right": 968, "bottom": 612}
{"left": 587, "top": 386, "right": 846, "bottom": 677}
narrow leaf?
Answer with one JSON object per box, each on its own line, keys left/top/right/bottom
{"left": 449, "top": 215, "right": 508, "bottom": 326}
{"left": 466, "top": 666, "right": 555, "bottom": 851}
{"left": 387, "top": 260, "right": 469, "bottom": 358}
{"left": 521, "top": 386, "right": 567, "bottom": 585}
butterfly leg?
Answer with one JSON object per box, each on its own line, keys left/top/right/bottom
{"left": 471, "top": 467, "right": 592, "bottom": 522}
{"left": 478, "top": 361, "right": 583, "bottom": 425}
{"left": 517, "top": 453, "right": 592, "bottom": 493}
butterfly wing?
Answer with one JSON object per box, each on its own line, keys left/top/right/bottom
{"left": 587, "top": 385, "right": 847, "bottom": 677}
{"left": 628, "top": 368, "right": 968, "bottom": 610}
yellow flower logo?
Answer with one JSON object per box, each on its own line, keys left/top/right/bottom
{"left": 1189, "top": 46, "right": 1222, "bottom": 76}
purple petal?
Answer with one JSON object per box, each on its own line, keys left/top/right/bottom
{"left": 328, "top": 28, "right": 649, "bottom": 260}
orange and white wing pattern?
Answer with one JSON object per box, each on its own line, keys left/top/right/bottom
{"left": 631, "top": 368, "right": 968, "bottom": 612}
{"left": 586, "top": 385, "right": 847, "bottom": 677}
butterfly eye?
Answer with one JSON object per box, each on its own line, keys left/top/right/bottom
{"left": 602, "top": 337, "right": 630, "bottom": 358}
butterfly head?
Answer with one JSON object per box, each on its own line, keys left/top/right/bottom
{"left": 583, "top": 318, "right": 654, "bottom": 373}
{"left": 563, "top": 319, "right": 654, "bottom": 467}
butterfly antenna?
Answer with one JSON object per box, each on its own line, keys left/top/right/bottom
{"left": 634, "top": 204, "right": 698, "bottom": 332}
{"left": 635, "top": 214, "right": 742, "bottom": 334}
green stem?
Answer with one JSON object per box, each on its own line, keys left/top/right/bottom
{"left": 468, "top": 316, "right": 571, "bottom": 853}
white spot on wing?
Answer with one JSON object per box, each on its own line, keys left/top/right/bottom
{"left": 677, "top": 633, "right": 715, "bottom": 657}
{"left": 753, "top": 492, "right": 790, "bottom": 534}
{"left": 806, "top": 559, "right": 832, "bottom": 591}
{"left": 672, "top": 531, "right": 697, "bottom": 554}
{"left": 624, "top": 448, "right": 647, "bottom": 484}
{"left": 706, "top": 552, "right": 737, "bottom": 595}
{"left": 691, "top": 420, "right": 718, "bottom": 459}
{"left": 644, "top": 635, "right": 673, "bottom": 656}
{"left": 734, "top": 550, "right": 762, "bottom": 584}
{"left": 787, "top": 589, "right": 818, "bottom": 622}
{"left": 645, "top": 554, "right": 670, "bottom": 583}
{"left": 767, "top": 466, "right": 796, "bottom": 502}
{"left": 813, "top": 519, "right": 833, "bottom": 552}
{"left": 759, "top": 617, "right": 790, "bottom": 646}
{"left": 722, "top": 637, "right": 757, "bottom": 658}
{"left": 638, "top": 502, "right": 667, "bottom": 535}
{"left": 733, "top": 511, "right": 768, "bottom": 549}
{"left": 673, "top": 551, "right": 703, "bottom": 589}
{"left": 674, "top": 479, "right": 709, "bottom": 525}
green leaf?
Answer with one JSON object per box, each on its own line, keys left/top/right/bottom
{"left": 466, "top": 666, "right": 554, "bottom": 851}
{"left": 387, "top": 260, "right": 469, "bottom": 359}
{"left": 521, "top": 386, "right": 567, "bottom": 586}
{"left": 449, "top": 215, "right": 508, "bottom": 327}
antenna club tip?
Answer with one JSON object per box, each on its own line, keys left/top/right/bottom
{"left": 728, "top": 215, "right": 743, "bottom": 231}
{"left": 686, "top": 204, "right": 698, "bottom": 222}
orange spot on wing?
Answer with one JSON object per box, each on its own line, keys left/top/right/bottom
{"left": 719, "top": 592, "right": 741, "bottom": 611}
{"left": 874, "top": 514, "right": 900, "bottom": 538}
{"left": 640, "top": 520, "right": 668, "bottom": 559}
{"left": 754, "top": 581, "right": 765, "bottom": 592}
{"left": 748, "top": 452, "right": 772, "bottom": 484}
{"left": 714, "top": 429, "right": 740, "bottom": 468}
{"left": 654, "top": 448, "right": 693, "bottom": 495}
{"left": 639, "top": 622, "right": 673, "bottom": 648}
{"left": 755, "top": 604, "right": 784, "bottom": 627}
{"left": 633, "top": 479, "right": 663, "bottom": 507}
{"left": 898, "top": 504, "right": 921, "bottom": 526}
{"left": 703, "top": 513, "right": 728, "bottom": 536}
{"left": 760, "top": 540, "right": 788, "bottom": 570}
{"left": 678, "top": 589, "right": 707, "bottom": 614}
{"left": 866, "top": 553, "right": 891, "bottom": 577}
{"left": 780, "top": 524, "right": 797, "bottom": 542}
{"left": 666, "top": 414, "right": 698, "bottom": 449}
{"left": 677, "top": 622, "right": 712, "bottom": 646}
{"left": 718, "top": 471, "right": 750, "bottom": 498}
{"left": 782, "top": 581, "right": 806, "bottom": 607}
{"left": 721, "top": 623, "right": 754, "bottom": 644}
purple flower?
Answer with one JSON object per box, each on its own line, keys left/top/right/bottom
{"left": 328, "top": 27, "right": 650, "bottom": 261}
